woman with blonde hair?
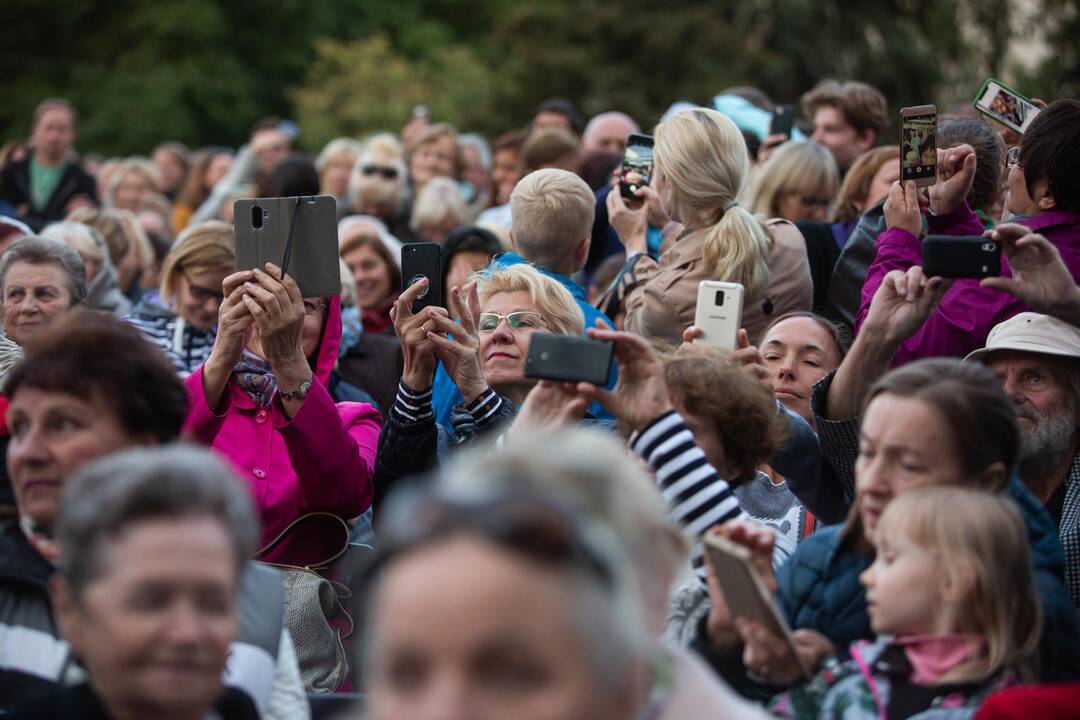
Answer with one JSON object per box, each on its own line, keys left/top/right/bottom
{"left": 409, "top": 176, "right": 468, "bottom": 244}
{"left": 67, "top": 206, "right": 155, "bottom": 300}
{"left": 745, "top": 141, "right": 840, "bottom": 223}
{"left": 348, "top": 133, "right": 409, "bottom": 233}
{"left": 608, "top": 109, "right": 812, "bottom": 344}
{"left": 127, "top": 221, "right": 235, "bottom": 376}
{"left": 105, "top": 157, "right": 161, "bottom": 213}
{"left": 316, "top": 137, "right": 363, "bottom": 211}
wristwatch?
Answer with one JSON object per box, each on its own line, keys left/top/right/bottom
{"left": 278, "top": 380, "right": 312, "bottom": 402}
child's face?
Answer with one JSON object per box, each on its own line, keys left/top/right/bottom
{"left": 860, "top": 529, "right": 946, "bottom": 636}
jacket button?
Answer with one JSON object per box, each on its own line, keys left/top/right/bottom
{"left": 252, "top": 468, "right": 266, "bottom": 479}
{"left": 255, "top": 409, "right": 269, "bottom": 424}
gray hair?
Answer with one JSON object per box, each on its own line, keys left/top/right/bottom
{"left": 458, "top": 133, "right": 492, "bottom": 171}
{"left": 56, "top": 445, "right": 260, "bottom": 599}
{"left": 41, "top": 221, "right": 108, "bottom": 267}
{"left": 0, "top": 235, "right": 87, "bottom": 306}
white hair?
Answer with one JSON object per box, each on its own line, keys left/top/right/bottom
{"left": 316, "top": 137, "right": 363, "bottom": 173}
{"left": 458, "top": 133, "right": 492, "bottom": 170}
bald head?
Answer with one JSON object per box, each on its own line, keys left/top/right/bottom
{"left": 582, "top": 112, "right": 641, "bottom": 155}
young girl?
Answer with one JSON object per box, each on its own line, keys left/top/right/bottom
{"left": 770, "top": 486, "right": 1040, "bottom": 719}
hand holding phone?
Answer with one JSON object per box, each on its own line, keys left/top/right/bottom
{"left": 900, "top": 105, "right": 938, "bottom": 188}
{"left": 526, "top": 333, "right": 613, "bottom": 386}
{"left": 400, "top": 242, "right": 444, "bottom": 313}
{"left": 693, "top": 281, "right": 744, "bottom": 349}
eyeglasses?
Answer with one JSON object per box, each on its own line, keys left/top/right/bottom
{"left": 795, "top": 195, "right": 833, "bottom": 208}
{"left": 182, "top": 271, "right": 225, "bottom": 305}
{"left": 477, "top": 311, "right": 546, "bottom": 332}
{"left": 1007, "top": 146, "right": 1022, "bottom": 170}
{"left": 366, "top": 490, "right": 614, "bottom": 587}
{"left": 361, "top": 164, "right": 399, "bottom": 180}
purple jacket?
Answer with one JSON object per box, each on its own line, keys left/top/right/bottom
{"left": 856, "top": 204, "right": 1080, "bottom": 365}
{"left": 184, "top": 295, "right": 382, "bottom": 562}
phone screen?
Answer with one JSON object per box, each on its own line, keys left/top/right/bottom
{"left": 975, "top": 81, "right": 1040, "bottom": 134}
{"left": 620, "top": 135, "right": 654, "bottom": 199}
{"left": 901, "top": 111, "right": 937, "bottom": 183}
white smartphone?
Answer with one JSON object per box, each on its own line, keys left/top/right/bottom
{"left": 973, "top": 79, "right": 1041, "bottom": 135}
{"left": 694, "top": 281, "right": 744, "bottom": 350}
{"left": 703, "top": 534, "right": 811, "bottom": 679}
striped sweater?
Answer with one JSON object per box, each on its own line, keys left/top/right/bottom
{"left": 126, "top": 299, "right": 216, "bottom": 378}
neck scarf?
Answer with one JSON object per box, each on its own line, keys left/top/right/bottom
{"left": 232, "top": 351, "right": 277, "bottom": 407}
{"left": 20, "top": 513, "right": 61, "bottom": 565}
{"left": 896, "top": 634, "right": 987, "bottom": 684}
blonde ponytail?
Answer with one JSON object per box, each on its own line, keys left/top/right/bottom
{"left": 654, "top": 109, "right": 774, "bottom": 300}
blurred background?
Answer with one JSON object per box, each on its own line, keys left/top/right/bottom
{"left": 0, "top": 0, "right": 1074, "bottom": 154}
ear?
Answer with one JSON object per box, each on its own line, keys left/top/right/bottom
{"left": 941, "top": 557, "right": 977, "bottom": 605}
{"left": 977, "top": 461, "right": 1009, "bottom": 492}
{"left": 50, "top": 575, "right": 83, "bottom": 654}
{"left": 1036, "top": 181, "right": 1057, "bottom": 211}
{"left": 575, "top": 236, "right": 591, "bottom": 269}
{"left": 508, "top": 228, "right": 519, "bottom": 252}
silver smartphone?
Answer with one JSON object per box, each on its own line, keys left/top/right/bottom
{"left": 694, "top": 281, "right": 744, "bottom": 350}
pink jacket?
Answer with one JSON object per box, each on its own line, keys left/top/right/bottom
{"left": 184, "top": 296, "right": 382, "bottom": 562}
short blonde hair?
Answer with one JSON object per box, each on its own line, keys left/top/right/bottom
{"left": 159, "top": 221, "right": 235, "bottom": 304}
{"left": 410, "top": 177, "right": 468, "bottom": 234}
{"left": 654, "top": 109, "right": 773, "bottom": 300}
{"left": 746, "top": 141, "right": 840, "bottom": 218}
{"left": 348, "top": 133, "right": 407, "bottom": 216}
{"left": 875, "top": 487, "right": 1040, "bottom": 683}
{"left": 476, "top": 264, "right": 584, "bottom": 336}
{"left": 511, "top": 168, "right": 594, "bottom": 274}
{"left": 316, "top": 137, "right": 363, "bottom": 173}
{"left": 408, "top": 122, "right": 463, "bottom": 178}
{"left": 105, "top": 157, "right": 160, "bottom": 206}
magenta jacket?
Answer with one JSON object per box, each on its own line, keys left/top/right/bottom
{"left": 856, "top": 203, "right": 1080, "bottom": 366}
{"left": 184, "top": 296, "right": 382, "bottom": 562}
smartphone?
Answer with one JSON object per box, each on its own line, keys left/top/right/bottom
{"left": 400, "top": 242, "right": 443, "bottom": 312}
{"left": 525, "top": 334, "right": 613, "bottom": 386}
{"left": 769, "top": 104, "right": 796, "bottom": 139}
{"left": 620, "top": 133, "right": 654, "bottom": 200}
{"left": 703, "top": 534, "right": 811, "bottom": 679}
{"left": 694, "top": 281, "right": 744, "bottom": 350}
{"left": 974, "top": 79, "right": 1041, "bottom": 135}
{"left": 234, "top": 195, "right": 339, "bottom": 298}
{"left": 922, "top": 235, "right": 1001, "bottom": 279}
{"left": 899, "top": 105, "right": 938, "bottom": 188}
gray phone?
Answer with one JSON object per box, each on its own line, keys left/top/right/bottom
{"left": 234, "top": 195, "right": 340, "bottom": 298}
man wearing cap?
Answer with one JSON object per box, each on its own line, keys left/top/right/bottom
{"left": 967, "top": 312, "right": 1080, "bottom": 608}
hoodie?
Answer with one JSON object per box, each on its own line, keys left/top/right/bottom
{"left": 183, "top": 295, "right": 382, "bottom": 563}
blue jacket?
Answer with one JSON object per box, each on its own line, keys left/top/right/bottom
{"left": 777, "top": 476, "right": 1080, "bottom": 683}
{"left": 432, "top": 252, "right": 616, "bottom": 425}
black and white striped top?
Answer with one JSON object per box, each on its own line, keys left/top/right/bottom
{"left": 127, "top": 311, "right": 216, "bottom": 379}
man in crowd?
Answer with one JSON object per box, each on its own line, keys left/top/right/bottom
{"left": 967, "top": 312, "right": 1080, "bottom": 609}
{"left": 800, "top": 79, "right": 888, "bottom": 173}
{"left": 0, "top": 98, "right": 97, "bottom": 231}
{"left": 532, "top": 97, "right": 585, "bottom": 138}
{"left": 249, "top": 116, "right": 292, "bottom": 175}
{"left": 582, "top": 111, "right": 641, "bottom": 155}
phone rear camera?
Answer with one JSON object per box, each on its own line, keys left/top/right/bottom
{"left": 715, "top": 290, "right": 725, "bottom": 306}
{"left": 251, "top": 205, "right": 263, "bottom": 229}
{"left": 982, "top": 242, "right": 997, "bottom": 252}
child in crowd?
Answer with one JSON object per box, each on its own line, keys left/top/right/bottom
{"left": 770, "top": 486, "right": 1040, "bottom": 719}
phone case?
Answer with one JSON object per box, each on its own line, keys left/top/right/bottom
{"left": 620, "top": 133, "right": 654, "bottom": 200}
{"left": 234, "top": 196, "right": 340, "bottom": 298}
{"left": 525, "top": 334, "right": 613, "bottom": 386}
{"left": 694, "top": 281, "right": 744, "bottom": 350}
{"left": 703, "top": 535, "right": 811, "bottom": 678}
{"left": 922, "top": 235, "right": 1001, "bottom": 279}
{"left": 400, "top": 242, "right": 443, "bottom": 312}
{"left": 900, "top": 105, "right": 937, "bottom": 188}
{"left": 973, "top": 79, "right": 1040, "bottom": 135}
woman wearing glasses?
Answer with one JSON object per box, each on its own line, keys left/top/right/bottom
{"left": 375, "top": 264, "right": 585, "bottom": 505}
{"left": 348, "top": 133, "right": 411, "bottom": 239}
{"left": 746, "top": 141, "right": 841, "bottom": 224}
{"left": 127, "top": 221, "right": 235, "bottom": 377}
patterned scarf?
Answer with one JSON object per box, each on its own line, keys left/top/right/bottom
{"left": 232, "top": 351, "right": 277, "bottom": 408}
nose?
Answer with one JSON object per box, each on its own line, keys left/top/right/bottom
{"left": 859, "top": 564, "right": 875, "bottom": 590}
{"left": 489, "top": 319, "right": 514, "bottom": 343}
{"left": 858, "top": 455, "right": 892, "bottom": 497}
{"left": 1000, "top": 374, "right": 1026, "bottom": 407}
{"left": 810, "top": 127, "right": 825, "bottom": 144}
{"left": 164, "top": 601, "right": 206, "bottom": 647}
{"left": 9, "top": 425, "right": 52, "bottom": 470}
{"left": 203, "top": 296, "right": 223, "bottom": 315}
{"left": 776, "top": 359, "right": 796, "bottom": 380}
{"left": 415, "top": 671, "right": 473, "bottom": 720}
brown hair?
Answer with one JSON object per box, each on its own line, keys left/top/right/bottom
{"left": 762, "top": 311, "right": 850, "bottom": 362}
{"left": 521, "top": 128, "right": 580, "bottom": 175}
{"left": 831, "top": 146, "right": 901, "bottom": 223}
{"left": 31, "top": 98, "right": 77, "bottom": 131}
{"left": 663, "top": 352, "right": 788, "bottom": 484}
{"left": 65, "top": 206, "right": 128, "bottom": 264}
{"left": 339, "top": 230, "right": 402, "bottom": 295}
{"left": 876, "top": 487, "right": 1040, "bottom": 683}
{"left": 800, "top": 80, "right": 889, "bottom": 140}
{"left": 408, "top": 123, "right": 463, "bottom": 179}
{"left": 176, "top": 149, "right": 231, "bottom": 211}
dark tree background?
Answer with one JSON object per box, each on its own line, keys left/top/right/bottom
{"left": 0, "top": 0, "right": 1071, "bottom": 155}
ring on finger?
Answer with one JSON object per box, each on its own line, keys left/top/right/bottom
{"left": 419, "top": 324, "right": 427, "bottom": 337}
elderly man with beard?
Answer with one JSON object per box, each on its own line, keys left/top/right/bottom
{"left": 967, "top": 312, "right": 1080, "bottom": 609}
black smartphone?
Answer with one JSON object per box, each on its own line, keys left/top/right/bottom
{"left": 899, "top": 105, "right": 937, "bottom": 188}
{"left": 922, "top": 236, "right": 1001, "bottom": 279}
{"left": 234, "top": 195, "right": 339, "bottom": 298}
{"left": 620, "top": 133, "right": 654, "bottom": 200}
{"left": 525, "top": 334, "right": 613, "bottom": 386}
{"left": 770, "top": 104, "right": 795, "bottom": 139}
{"left": 400, "top": 242, "right": 443, "bottom": 312}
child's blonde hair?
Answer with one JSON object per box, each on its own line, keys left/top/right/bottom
{"left": 875, "top": 487, "right": 1041, "bottom": 683}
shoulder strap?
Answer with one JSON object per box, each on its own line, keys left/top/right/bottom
{"left": 253, "top": 512, "right": 351, "bottom": 569}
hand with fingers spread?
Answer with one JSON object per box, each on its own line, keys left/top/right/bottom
{"left": 883, "top": 180, "right": 927, "bottom": 237}
{"left": 862, "top": 266, "right": 951, "bottom": 346}
{"left": 423, "top": 284, "right": 488, "bottom": 403}
{"left": 510, "top": 380, "right": 589, "bottom": 436}
{"left": 241, "top": 263, "right": 307, "bottom": 373}
{"left": 391, "top": 278, "right": 449, "bottom": 391}
{"left": 928, "top": 143, "right": 977, "bottom": 216}
{"left": 573, "top": 328, "right": 672, "bottom": 432}
{"left": 606, "top": 182, "right": 649, "bottom": 254}
{"left": 981, "top": 223, "right": 1080, "bottom": 325}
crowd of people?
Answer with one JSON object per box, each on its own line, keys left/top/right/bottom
{"left": 0, "top": 75, "right": 1078, "bottom": 720}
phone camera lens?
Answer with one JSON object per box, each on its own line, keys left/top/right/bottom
{"left": 715, "top": 290, "right": 725, "bottom": 306}
{"left": 251, "top": 205, "right": 263, "bottom": 229}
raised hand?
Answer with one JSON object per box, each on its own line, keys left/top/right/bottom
{"left": 574, "top": 327, "right": 672, "bottom": 432}
{"left": 928, "top": 144, "right": 977, "bottom": 215}
{"left": 883, "top": 180, "right": 926, "bottom": 237}
{"left": 862, "top": 266, "right": 951, "bottom": 346}
{"left": 509, "top": 380, "right": 589, "bottom": 436}
{"left": 391, "top": 278, "right": 449, "bottom": 391}
{"left": 981, "top": 223, "right": 1080, "bottom": 325}
{"left": 241, "top": 263, "right": 306, "bottom": 372}
{"left": 606, "top": 182, "right": 649, "bottom": 254}
{"left": 423, "top": 283, "right": 488, "bottom": 403}
{"left": 210, "top": 269, "right": 256, "bottom": 369}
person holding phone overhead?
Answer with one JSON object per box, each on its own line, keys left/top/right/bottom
{"left": 184, "top": 258, "right": 382, "bottom": 566}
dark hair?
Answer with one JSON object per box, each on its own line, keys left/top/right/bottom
{"left": 719, "top": 86, "right": 774, "bottom": 112}
{"left": 535, "top": 98, "right": 585, "bottom": 135}
{"left": 442, "top": 225, "right": 503, "bottom": 288}
{"left": 762, "top": 311, "right": 850, "bottom": 362}
{"left": 1019, "top": 99, "right": 1080, "bottom": 213}
{"left": 251, "top": 116, "right": 284, "bottom": 134}
{"left": 578, "top": 150, "right": 622, "bottom": 191}
{"left": 57, "top": 445, "right": 259, "bottom": 599}
{"left": 937, "top": 117, "right": 1006, "bottom": 213}
{"left": 31, "top": 98, "right": 77, "bottom": 131}
{"left": 269, "top": 153, "right": 320, "bottom": 197}
{"left": 5, "top": 311, "right": 187, "bottom": 443}
{"left": 493, "top": 128, "right": 529, "bottom": 154}
{"left": 176, "top": 148, "right": 233, "bottom": 210}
